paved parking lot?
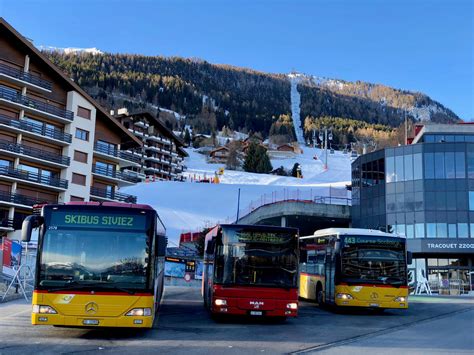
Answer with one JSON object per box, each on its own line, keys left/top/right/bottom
{"left": 0, "top": 287, "right": 472, "bottom": 354}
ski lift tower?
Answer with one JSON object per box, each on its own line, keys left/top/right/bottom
{"left": 319, "top": 127, "right": 333, "bottom": 170}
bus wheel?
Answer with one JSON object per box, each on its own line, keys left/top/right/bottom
{"left": 316, "top": 286, "right": 324, "bottom": 307}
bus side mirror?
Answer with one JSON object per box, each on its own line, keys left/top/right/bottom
{"left": 407, "top": 251, "right": 413, "bottom": 265}
{"left": 21, "top": 215, "right": 44, "bottom": 242}
{"left": 206, "top": 240, "right": 215, "bottom": 254}
{"left": 157, "top": 236, "right": 167, "bottom": 257}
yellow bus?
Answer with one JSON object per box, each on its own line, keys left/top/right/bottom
{"left": 299, "top": 228, "right": 410, "bottom": 310}
{"left": 21, "top": 202, "right": 167, "bottom": 328}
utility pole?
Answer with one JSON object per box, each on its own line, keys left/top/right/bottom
{"left": 319, "top": 127, "right": 332, "bottom": 170}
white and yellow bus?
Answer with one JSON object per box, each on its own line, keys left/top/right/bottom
{"left": 299, "top": 228, "right": 410, "bottom": 310}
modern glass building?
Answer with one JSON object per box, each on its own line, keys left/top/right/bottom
{"left": 352, "top": 123, "right": 474, "bottom": 294}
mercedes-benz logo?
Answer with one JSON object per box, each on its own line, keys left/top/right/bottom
{"left": 370, "top": 292, "right": 379, "bottom": 300}
{"left": 85, "top": 302, "right": 98, "bottom": 314}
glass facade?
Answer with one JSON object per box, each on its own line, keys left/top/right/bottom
{"left": 353, "top": 140, "right": 474, "bottom": 294}
{"left": 352, "top": 142, "right": 474, "bottom": 239}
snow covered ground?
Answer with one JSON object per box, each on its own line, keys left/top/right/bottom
{"left": 123, "top": 147, "right": 351, "bottom": 245}
{"left": 289, "top": 74, "right": 306, "bottom": 145}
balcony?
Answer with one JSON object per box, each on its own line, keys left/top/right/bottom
{"left": 90, "top": 187, "right": 137, "bottom": 203}
{"left": 0, "top": 86, "right": 74, "bottom": 122}
{"left": 0, "top": 218, "right": 14, "bottom": 230}
{"left": 0, "top": 114, "right": 72, "bottom": 145}
{"left": 0, "top": 166, "right": 67, "bottom": 190}
{"left": 0, "top": 139, "right": 70, "bottom": 167}
{"left": 0, "top": 190, "right": 56, "bottom": 208}
{"left": 93, "top": 143, "right": 141, "bottom": 166}
{"left": 0, "top": 62, "right": 52, "bottom": 92}
{"left": 92, "top": 164, "right": 141, "bottom": 184}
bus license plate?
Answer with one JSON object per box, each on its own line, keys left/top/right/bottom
{"left": 369, "top": 303, "right": 379, "bottom": 307}
{"left": 83, "top": 319, "right": 99, "bottom": 325}
{"left": 250, "top": 311, "right": 262, "bottom": 316}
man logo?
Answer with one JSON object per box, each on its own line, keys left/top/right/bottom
{"left": 370, "top": 292, "right": 379, "bottom": 300}
{"left": 85, "top": 302, "right": 98, "bottom": 314}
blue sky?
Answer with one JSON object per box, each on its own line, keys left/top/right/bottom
{"left": 1, "top": 0, "right": 472, "bottom": 119}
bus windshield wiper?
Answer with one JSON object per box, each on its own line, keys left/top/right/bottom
{"left": 45, "top": 281, "right": 136, "bottom": 295}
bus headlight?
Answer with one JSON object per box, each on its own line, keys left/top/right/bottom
{"left": 125, "top": 308, "right": 152, "bottom": 316}
{"left": 286, "top": 303, "right": 298, "bottom": 310}
{"left": 32, "top": 305, "right": 57, "bottom": 314}
{"left": 394, "top": 296, "right": 406, "bottom": 302}
{"left": 336, "top": 293, "right": 354, "bottom": 300}
{"left": 214, "top": 299, "right": 227, "bottom": 306}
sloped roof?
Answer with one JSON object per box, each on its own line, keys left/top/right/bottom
{"left": 0, "top": 17, "right": 141, "bottom": 148}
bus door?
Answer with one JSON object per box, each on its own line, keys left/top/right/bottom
{"left": 324, "top": 239, "right": 336, "bottom": 303}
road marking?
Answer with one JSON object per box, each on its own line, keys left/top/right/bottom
{"left": 163, "top": 299, "right": 203, "bottom": 304}
{"left": 0, "top": 308, "right": 30, "bottom": 320}
{"left": 291, "top": 307, "right": 474, "bottom": 354}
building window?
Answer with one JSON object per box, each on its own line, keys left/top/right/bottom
{"left": 75, "top": 128, "right": 89, "bottom": 141}
{"left": 77, "top": 106, "right": 91, "bottom": 119}
{"left": 455, "top": 152, "right": 466, "bottom": 178}
{"left": 73, "top": 150, "right": 88, "bottom": 163}
{"left": 448, "top": 224, "right": 457, "bottom": 239}
{"left": 469, "top": 191, "right": 474, "bottom": 211}
{"left": 70, "top": 196, "right": 84, "bottom": 201}
{"left": 72, "top": 173, "right": 86, "bottom": 186}
{"left": 424, "top": 153, "right": 435, "bottom": 179}
{"left": 458, "top": 223, "right": 468, "bottom": 238}
{"left": 415, "top": 223, "right": 425, "bottom": 238}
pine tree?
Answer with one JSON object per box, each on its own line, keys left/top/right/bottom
{"left": 255, "top": 146, "right": 273, "bottom": 173}
{"left": 184, "top": 128, "right": 191, "bottom": 145}
{"left": 243, "top": 143, "right": 258, "bottom": 172}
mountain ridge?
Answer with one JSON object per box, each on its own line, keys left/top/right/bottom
{"left": 45, "top": 51, "right": 460, "bottom": 137}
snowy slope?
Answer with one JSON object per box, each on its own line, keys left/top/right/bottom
{"left": 184, "top": 147, "right": 350, "bottom": 187}
{"left": 123, "top": 147, "right": 351, "bottom": 245}
{"left": 289, "top": 74, "right": 306, "bottom": 145}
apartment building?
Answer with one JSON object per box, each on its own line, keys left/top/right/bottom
{"left": 115, "top": 111, "right": 188, "bottom": 181}
{"left": 0, "top": 18, "right": 142, "bottom": 241}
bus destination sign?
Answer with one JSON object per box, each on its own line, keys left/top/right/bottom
{"left": 237, "top": 232, "right": 290, "bottom": 244}
{"left": 343, "top": 236, "right": 403, "bottom": 248}
{"left": 50, "top": 211, "right": 146, "bottom": 230}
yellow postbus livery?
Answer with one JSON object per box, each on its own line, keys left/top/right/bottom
{"left": 22, "top": 202, "right": 167, "bottom": 328}
{"left": 299, "top": 228, "right": 410, "bottom": 310}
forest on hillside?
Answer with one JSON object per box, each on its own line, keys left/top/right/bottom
{"left": 46, "top": 52, "right": 459, "bottom": 140}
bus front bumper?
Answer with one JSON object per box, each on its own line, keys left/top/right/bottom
{"left": 334, "top": 285, "right": 408, "bottom": 309}
{"left": 32, "top": 313, "right": 154, "bottom": 328}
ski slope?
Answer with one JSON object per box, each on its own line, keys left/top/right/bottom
{"left": 289, "top": 74, "right": 306, "bottom": 145}
{"left": 123, "top": 147, "right": 351, "bottom": 245}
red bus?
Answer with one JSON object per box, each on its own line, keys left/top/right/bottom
{"left": 202, "top": 224, "right": 299, "bottom": 319}
{"left": 22, "top": 202, "right": 167, "bottom": 328}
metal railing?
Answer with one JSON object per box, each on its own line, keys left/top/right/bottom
{"left": 92, "top": 165, "right": 141, "bottom": 183}
{"left": 93, "top": 143, "right": 141, "bottom": 164}
{"left": 0, "top": 114, "right": 72, "bottom": 143}
{"left": 0, "top": 86, "right": 73, "bottom": 121}
{"left": 0, "top": 218, "right": 14, "bottom": 229}
{"left": 90, "top": 187, "right": 137, "bottom": 203}
{"left": 0, "top": 166, "right": 68, "bottom": 189}
{"left": 0, "top": 62, "right": 53, "bottom": 90}
{"left": 0, "top": 191, "right": 56, "bottom": 206}
{"left": 0, "top": 139, "right": 70, "bottom": 166}
{"left": 232, "top": 188, "right": 351, "bottom": 222}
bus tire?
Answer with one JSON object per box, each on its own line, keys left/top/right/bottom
{"left": 316, "top": 284, "right": 324, "bottom": 307}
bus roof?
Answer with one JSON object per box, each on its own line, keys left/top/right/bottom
{"left": 303, "top": 228, "right": 404, "bottom": 239}
{"left": 48, "top": 201, "right": 155, "bottom": 210}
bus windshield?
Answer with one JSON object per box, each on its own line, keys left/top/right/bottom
{"left": 340, "top": 235, "right": 407, "bottom": 286}
{"left": 214, "top": 227, "right": 298, "bottom": 288}
{"left": 38, "top": 209, "right": 151, "bottom": 291}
